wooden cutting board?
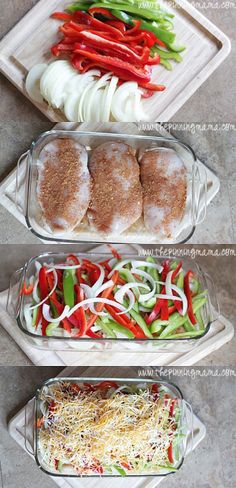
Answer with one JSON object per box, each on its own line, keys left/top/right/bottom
{"left": 0, "top": 0, "right": 231, "bottom": 121}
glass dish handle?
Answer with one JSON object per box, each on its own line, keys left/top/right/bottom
{"left": 183, "top": 399, "right": 194, "bottom": 456}
{"left": 24, "top": 399, "right": 36, "bottom": 456}
{"left": 6, "top": 267, "right": 24, "bottom": 318}
{"left": 15, "top": 150, "right": 29, "bottom": 214}
{"left": 203, "top": 271, "right": 220, "bottom": 321}
{"left": 192, "top": 164, "right": 208, "bottom": 225}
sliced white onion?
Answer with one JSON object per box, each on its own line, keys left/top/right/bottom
{"left": 25, "top": 63, "right": 48, "bottom": 103}
{"left": 108, "top": 259, "right": 132, "bottom": 278}
{"left": 115, "top": 282, "right": 149, "bottom": 304}
{"left": 101, "top": 75, "right": 119, "bottom": 122}
{"left": 50, "top": 263, "right": 81, "bottom": 270}
{"left": 131, "top": 260, "right": 163, "bottom": 273}
{"left": 116, "top": 288, "right": 135, "bottom": 315}
{"left": 84, "top": 72, "right": 112, "bottom": 121}
{"left": 67, "top": 297, "right": 127, "bottom": 318}
{"left": 23, "top": 305, "right": 36, "bottom": 333}
{"left": 29, "top": 269, "right": 58, "bottom": 310}
{"left": 166, "top": 270, "right": 175, "bottom": 296}
{"left": 34, "top": 261, "right": 42, "bottom": 275}
{"left": 108, "top": 258, "right": 118, "bottom": 268}
{"left": 171, "top": 284, "right": 188, "bottom": 316}
{"left": 43, "top": 303, "right": 70, "bottom": 323}
{"left": 95, "top": 279, "right": 114, "bottom": 296}
{"left": 91, "top": 264, "right": 105, "bottom": 292}
{"left": 32, "top": 278, "right": 40, "bottom": 304}
{"left": 130, "top": 269, "right": 156, "bottom": 303}
{"left": 155, "top": 293, "right": 182, "bottom": 301}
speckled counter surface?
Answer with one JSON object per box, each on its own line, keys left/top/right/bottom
{"left": 0, "top": 366, "right": 235, "bottom": 488}
{"left": 0, "top": 244, "right": 235, "bottom": 366}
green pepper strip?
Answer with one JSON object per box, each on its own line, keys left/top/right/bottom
{"left": 123, "top": 298, "right": 153, "bottom": 339}
{"left": 158, "top": 296, "right": 207, "bottom": 338}
{"left": 108, "top": 320, "right": 135, "bottom": 338}
{"left": 164, "top": 330, "right": 205, "bottom": 339}
{"left": 152, "top": 46, "right": 183, "bottom": 62}
{"left": 63, "top": 269, "right": 75, "bottom": 308}
{"left": 146, "top": 256, "right": 160, "bottom": 294}
{"left": 91, "top": 3, "right": 174, "bottom": 21}
{"left": 96, "top": 318, "right": 117, "bottom": 338}
{"left": 150, "top": 319, "right": 169, "bottom": 334}
{"left": 111, "top": 10, "right": 176, "bottom": 45}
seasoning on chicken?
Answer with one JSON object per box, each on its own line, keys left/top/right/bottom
{"left": 37, "top": 138, "right": 90, "bottom": 232}
{"left": 88, "top": 142, "right": 142, "bottom": 234}
{"left": 140, "top": 148, "right": 187, "bottom": 239}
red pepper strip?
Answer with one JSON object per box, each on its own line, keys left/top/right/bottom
{"left": 160, "top": 261, "right": 170, "bottom": 321}
{"left": 146, "top": 54, "right": 160, "bottom": 66}
{"left": 169, "top": 399, "right": 176, "bottom": 418}
{"left": 95, "top": 380, "right": 118, "bottom": 389}
{"left": 70, "top": 383, "right": 81, "bottom": 392}
{"left": 82, "top": 258, "right": 99, "bottom": 270}
{"left": 46, "top": 271, "right": 57, "bottom": 301}
{"left": 139, "top": 81, "right": 166, "bottom": 91}
{"left": 84, "top": 271, "right": 119, "bottom": 333}
{"left": 121, "top": 462, "right": 132, "bottom": 470}
{"left": 168, "top": 443, "right": 174, "bottom": 463}
{"left": 71, "top": 14, "right": 123, "bottom": 38}
{"left": 83, "top": 382, "right": 95, "bottom": 391}
{"left": 108, "top": 244, "right": 121, "bottom": 260}
{"left": 87, "top": 267, "right": 100, "bottom": 286}
{"left": 51, "top": 12, "right": 74, "bottom": 21}
{"left": 55, "top": 459, "right": 59, "bottom": 470}
{"left": 171, "top": 262, "right": 183, "bottom": 313}
{"left": 50, "top": 297, "right": 72, "bottom": 333}
{"left": 38, "top": 267, "right": 49, "bottom": 336}
{"left": 141, "top": 89, "right": 154, "bottom": 99}
{"left": 73, "top": 32, "right": 150, "bottom": 65}
{"left": 67, "top": 254, "right": 80, "bottom": 265}
{"left": 184, "top": 271, "right": 197, "bottom": 325}
{"left": 72, "top": 285, "right": 87, "bottom": 336}
{"left": 51, "top": 42, "right": 76, "bottom": 56}
{"left": 106, "top": 20, "right": 126, "bottom": 34}
{"left": 126, "top": 20, "right": 141, "bottom": 35}
{"left": 87, "top": 329, "right": 102, "bottom": 338}
{"left": 74, "top": 44, "right": 151, "bottom": 82}
{"left": 88, "top": 7, "right": 115, "bottom": 19}
{"left": 76, "top": 266, "right": 87, "bottom": 285}
{"left": 105, "top": 304, "right": 146, "bottom": 339}
{"left": 35, "top": 306, "right": 42, "bottom": 330}
{"left": 20, "top": 282, "right": 34, "bottom": 296}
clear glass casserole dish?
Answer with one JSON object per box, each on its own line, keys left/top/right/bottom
{"left": 7, "top": 251, "right": 219, "bottom": 353}
{"left": 24, "top": 377, "right": 194, "bottom": 478}
{"left": 17, "top": 129, "right": 207, "bottom": 244}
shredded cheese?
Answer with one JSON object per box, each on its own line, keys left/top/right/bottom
{"left": 37, "top": 382, "right": 181, "bottom": 475}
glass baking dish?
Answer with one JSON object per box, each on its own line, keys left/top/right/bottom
{"left": 17, "top": 129, "right": 207, "bottom": 244}
{"left": 7, "top": 251, "right": 219, "bottom": 353}
{"left": 24, "top": 376, "right": 193, "bottom": 478}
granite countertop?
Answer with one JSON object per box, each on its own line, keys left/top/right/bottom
{"left": 0, "top": 366, "right": 235, "bottom": 488}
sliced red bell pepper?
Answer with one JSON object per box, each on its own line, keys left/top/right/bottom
{"left": 73, "top": 32, "right": 150, "bottom": 65}
{"left": 67, "top": 254, "right": 80, "bottom": 265}
{"left": 108, "top": 244, "right": 121, "bottom": 260}
{"left": 20, "top": 281, "right": 33, "bottom": 296}
{"left": 138, "top": 81, "right": 166, "bottom": 91}
{"left": 126, "top": 20, "right": 141, "bottom": 35}
{"left": 74, "top": 44, "right": 152, "bottom": 82}
{"left": 71, "top": 14, "right": 122, "bottom": 38}
{"left": 72, "top": 284, "right": 87, "bottom": 336}
{"left": 105, "top": 304, "right": 146, "bottom": 339}
{"left": 88, "top": 7, "right": 115, "bottom": 19}
{"left": 184, "top": 271, "right": 197, "bottom": 325}
{"left": 86, "top": 329, "right": 102, "bottom": 338}
{"left": 38, "top": 267, "right": 49, "bottom": 336}
{"left": 46, "top": 271, "right": 57, "bottom": 302}
{"left": 106, "top": 20, "right": 126, "bottom": 34}
{"left": 95, "top": 380, "right": 118, "bottom": 389}
{"left": 51, "top": 12, "right": 74, "bottom": 21}
{"left": 168, "top": 443, "right": 174, "bottom": 464}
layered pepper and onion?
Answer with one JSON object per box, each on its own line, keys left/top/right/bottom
{"left": 26, "top": 1, "right": 185, "bottom": 121}
{"left": 21, "top": 249, "right": 208, "bottom": 340}
{"left": 36, "top": 380, "right": 184, "bottom": 475}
